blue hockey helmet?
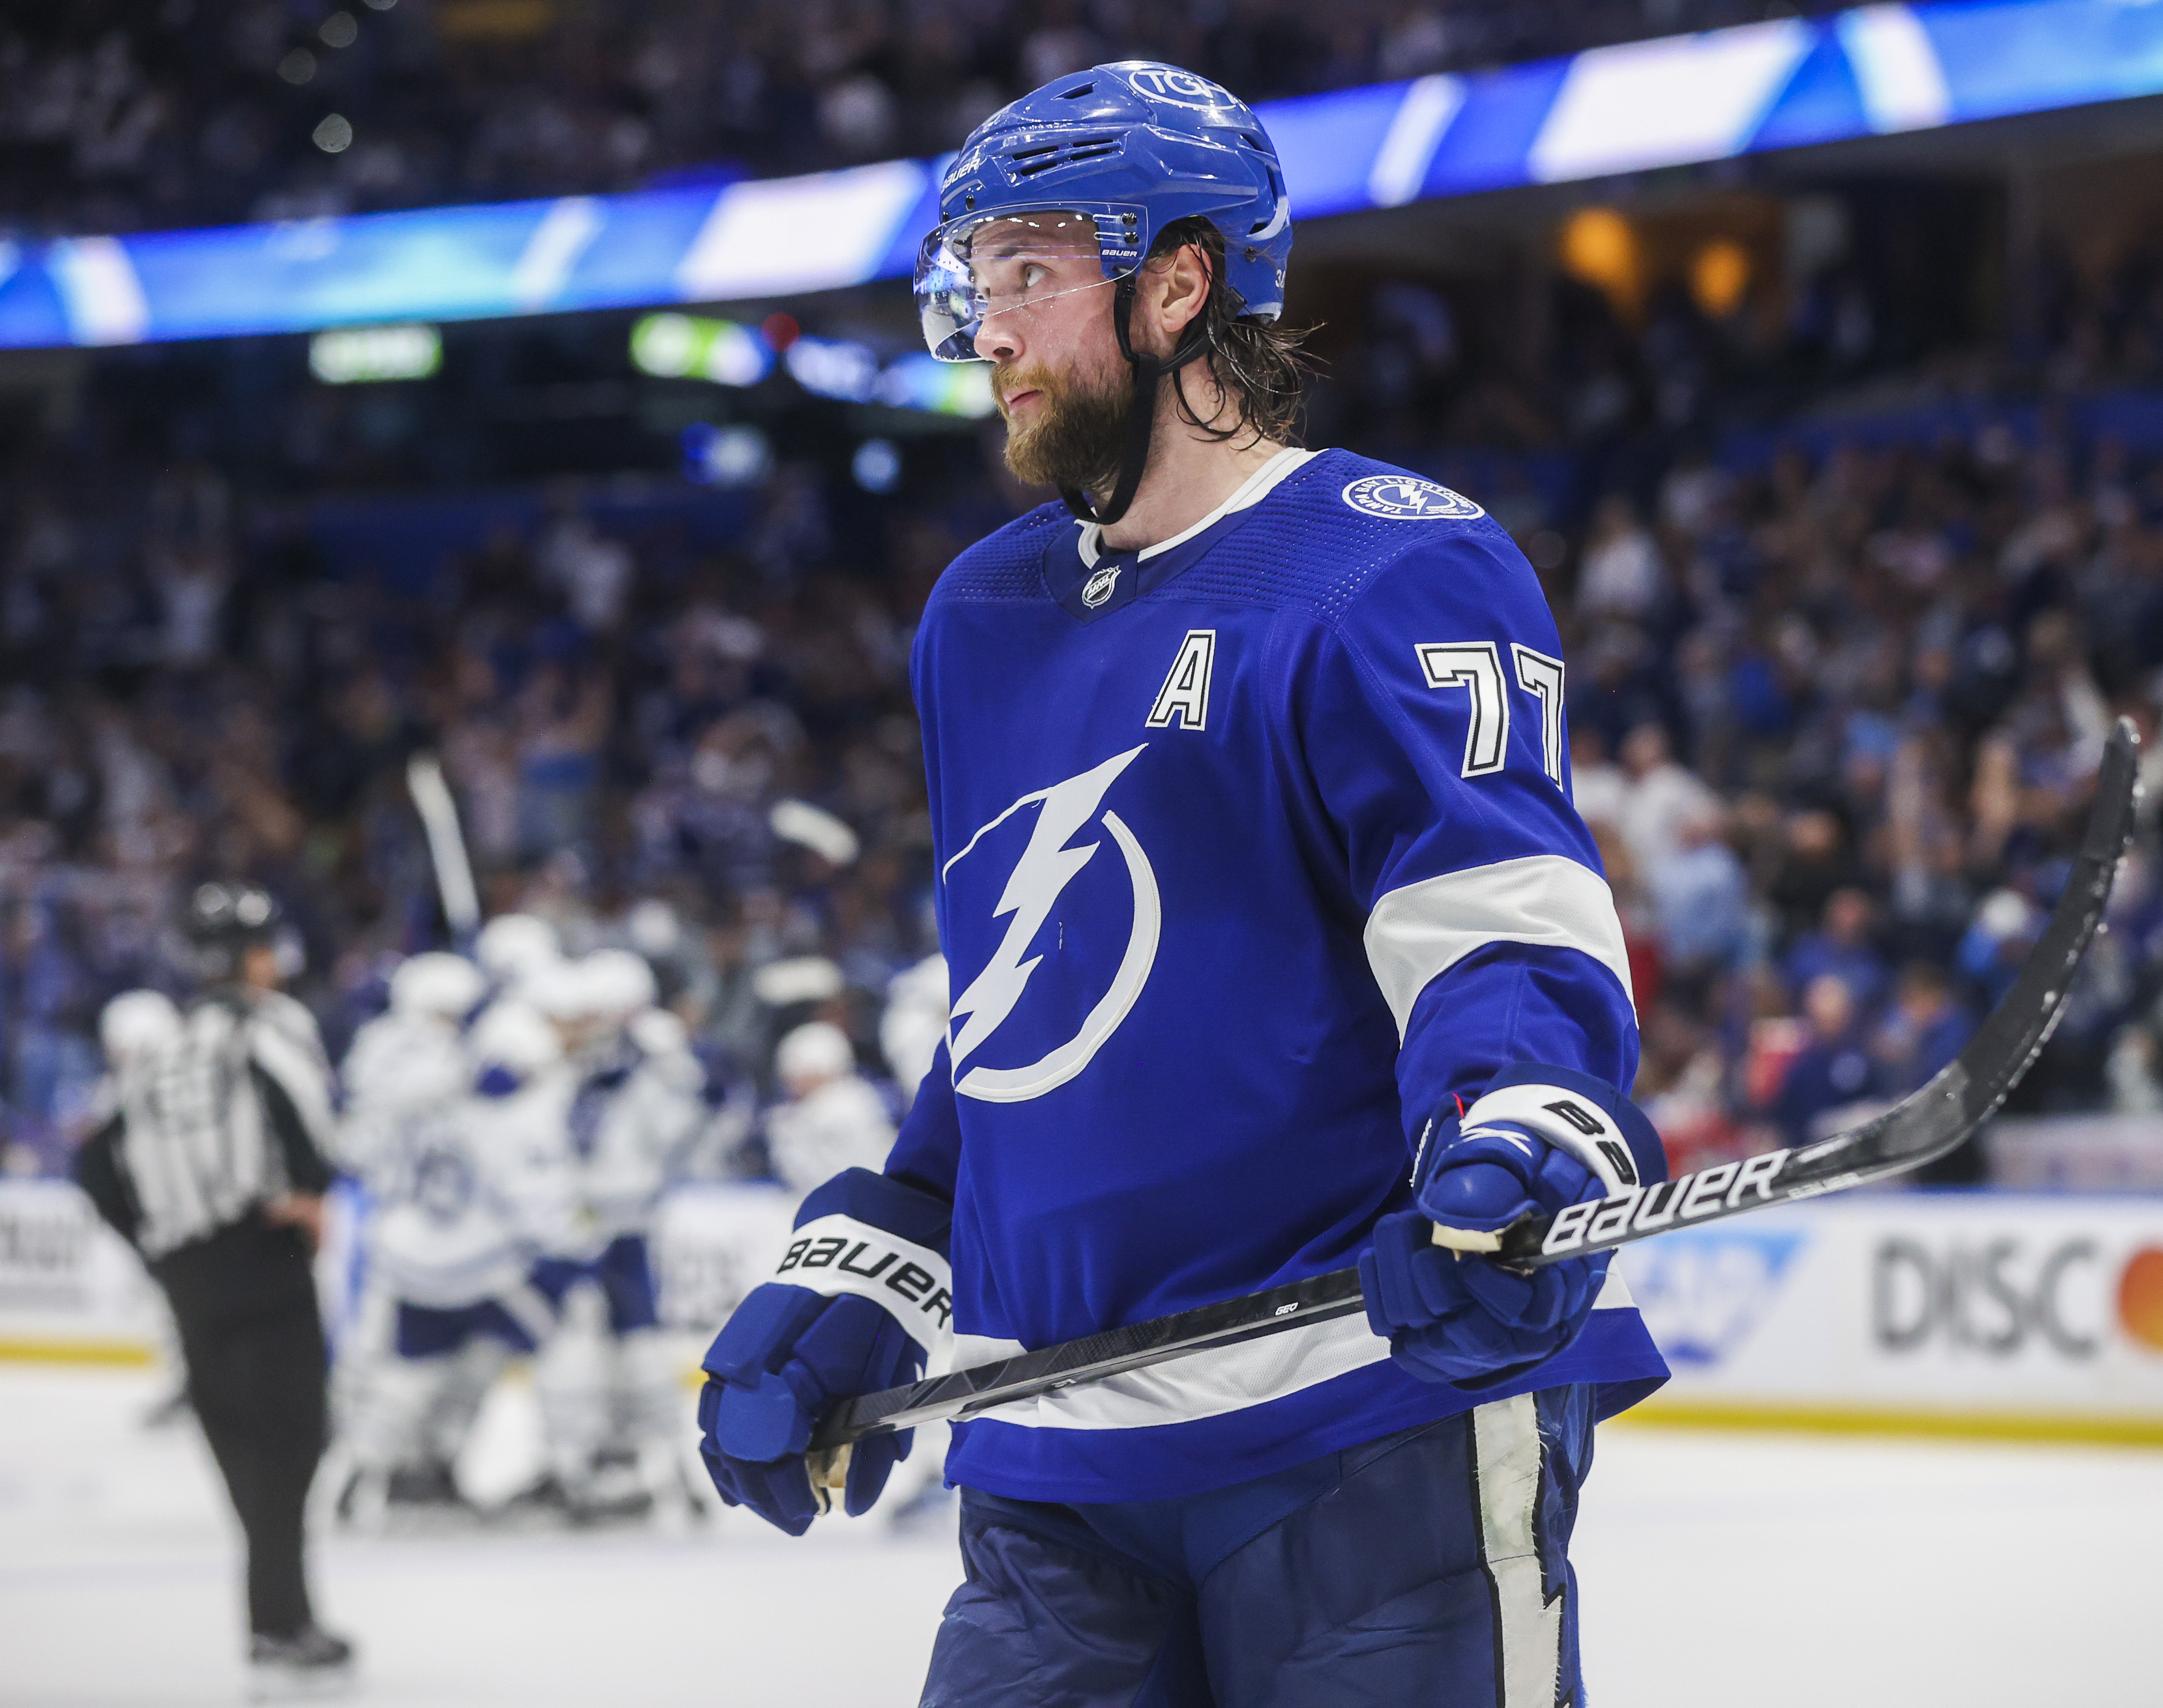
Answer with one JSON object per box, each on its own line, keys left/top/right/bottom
{"left": 914, "top": 61, "right": 1293, "bottom": 366}
{"left": 914, "top": 62, "right": 1294, "bottom": 526}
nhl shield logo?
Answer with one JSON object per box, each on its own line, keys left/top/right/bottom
{"left": 1082, "top": 565, "right": 1121, "bottom": 608}
{"left": 1341, "top": 475, "right": 1485, "bottom": 521}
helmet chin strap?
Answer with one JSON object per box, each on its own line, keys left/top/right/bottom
{"left": 1059, "top": 278, "right": 1211, "bottom": 530}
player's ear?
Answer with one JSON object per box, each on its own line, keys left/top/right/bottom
{"left": 1135, "top": 241, "right": 1211, "bottom": 358}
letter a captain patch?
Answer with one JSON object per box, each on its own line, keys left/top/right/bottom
{"left": 1146, "top": 630, "right": 1216, "bottom": 731}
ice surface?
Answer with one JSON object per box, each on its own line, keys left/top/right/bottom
{"left": 3, "top": 1365, "right": 2158, "bottom": 1708}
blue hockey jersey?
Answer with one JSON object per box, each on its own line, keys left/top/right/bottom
{"left": 888, "top": 446, "right": 1667, "bottom": 1504}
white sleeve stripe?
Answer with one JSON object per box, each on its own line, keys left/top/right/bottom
{"left": 1362, "top": 853, "right": 1635, "bottom": 1040}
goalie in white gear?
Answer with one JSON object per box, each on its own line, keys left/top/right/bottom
{"left": 524, "top": 950, "right": 714, "bottom": 1520}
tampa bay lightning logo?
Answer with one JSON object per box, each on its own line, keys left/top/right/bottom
{"left": 1341, "top": 475, "right": 1485, "bottom": 521}
{"left": 941, "top": 746, "right": 1160, "bottom": 1104}
{"left": 1119, "top": 65, "right": 1236, "bottom": 110}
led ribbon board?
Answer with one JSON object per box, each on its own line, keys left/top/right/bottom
{"left": 3, "top": 0, "right": 2161, "bottom": 349}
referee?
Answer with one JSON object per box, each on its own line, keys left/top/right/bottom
{"left": 74, "top": 883, "right": 356, "bottom": 1695}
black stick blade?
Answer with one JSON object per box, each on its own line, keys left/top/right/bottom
{"left": 1505, "top": 715, "right": 2139, "bottom": 1268}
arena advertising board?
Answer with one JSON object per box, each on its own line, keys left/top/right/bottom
{"left": 1616, "top": 1193, "right": 2163, "bottom": 1438}
{"left": 0, "top": 1179, "right": 165, "bottom": 1361}
{"left": 6, "top": 1179, "right": 2161, "bottom": 1440}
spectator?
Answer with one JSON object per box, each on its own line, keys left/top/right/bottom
{"left": 1872, "top": 961, "right": 1976, "bottom": 1099}
{"left": 1771, "top": 973, "right": 1878, "bottom": 1144}
{"left": 1615, "top": 722, "right": 1720, "bottom": 880}
{"left": 1784, "top": 887, "right": 1891, "bottom": 1018}
{"left": 1568, "top": 723, "right": 1627, "bottom": 832}
{"left": 1577, "top": 495, "right": 1669, "bottom": 621}
{"left": 1645, "top": 807, "right": 1751, "bottom": 977}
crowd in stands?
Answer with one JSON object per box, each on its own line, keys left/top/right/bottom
{"left": 1, "top": 0, "right": 1845, "bottom": 236}
{"left": 7, "top": 128, "right": 2163, "bottom": 1181}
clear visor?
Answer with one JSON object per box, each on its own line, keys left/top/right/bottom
{"left": 914, "top": 208, "right": 1140, "bottom": 362}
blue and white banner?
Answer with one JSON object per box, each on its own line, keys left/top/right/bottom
{"left": 2, "top": 0, "right": 2162, "bottom": 350}
{"left": 1619, "top": 1191, "right": 2163, "bottom": 1437}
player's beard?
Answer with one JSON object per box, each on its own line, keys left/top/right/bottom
{"left": 995, "top": 357, "right": 1132, "bottom": 495}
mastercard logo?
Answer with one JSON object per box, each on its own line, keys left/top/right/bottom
{"left": 2118, "top": 1247, "right": 2163, "bottom": 1352}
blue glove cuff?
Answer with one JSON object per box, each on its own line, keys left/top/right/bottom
{"left": 797, "top": 1167, "right": 953, "bottom": 1253}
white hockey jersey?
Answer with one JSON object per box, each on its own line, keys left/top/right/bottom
{"left": 367, "top": 1061, "right": 581, "bottom": 1310}
{"left": 566, "top": 1015, "right": 710, "bottom": 1243}
{"left": 766, "top": 1075, "right": 897, "bottom": 1200}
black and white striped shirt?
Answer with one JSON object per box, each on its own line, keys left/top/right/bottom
{"left": 76, "top": 992, "right": 338, "bottom": 1260}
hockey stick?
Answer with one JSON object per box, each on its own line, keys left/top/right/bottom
{"left": 810, "top": 720, "right": 2140, "bottom": 1452}
{"left": 406, "top": 753, "right": 482, "bottom": 942}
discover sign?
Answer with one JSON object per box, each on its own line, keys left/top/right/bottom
{"left": 1617, "top": 1191, "right": 2163, "bottom": 1440}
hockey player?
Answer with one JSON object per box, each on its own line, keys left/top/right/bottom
{"left": 531, "top": 950, "right": 713, "bottom": 1518}
{"left": 763, "top": 1020, "right": 898, "bottom": 1198}
{"left": 698, "top": 62, "right": 1668, "bottom": 1704}
{"left": 339, "top": 998, "right": 579, "bottom": 1524}
{"left": 474, "top": 912, "right": 562, "bottom": 999}
{"left": 98, "top": 988, "right": 183, "bottom": 1070}
{"left": 878, "top": 954, "right": 950, "bottom": 1107}
{"left": 91, "top": 992, "right": 191, "bottom": 1428}
{"left": 331, "top": 952, "right": 488, "bottom": 1516}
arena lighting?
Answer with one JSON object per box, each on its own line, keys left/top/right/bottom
{"left": 875, "top": 354, "right": 997, "bottom": 419}
{"left": 852, "top": 438, "right": 904, "bottom": 494}
{"left": 8, "top": 0, "right": 2163, "bottom": 349}
{"left": 681, "top": 422, "right": 772, "bottom": 487}
{"left": 785, "top": 334, "right": 882, "bottom": 403}
{"left": 631, "top": 313, "right": 996, "bottom": 418}
{"left": 629, "top": 312, "right": 772, "bottom": 386}
{"left": 308, "top": 322, "right": 441, "bottom": 383}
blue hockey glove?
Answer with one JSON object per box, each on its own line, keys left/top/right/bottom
{"left": 697, "top": 1169, "right": 952, "bottom": 1535}
{"left": 1361, "top": 1064, "right": 1664, "bottom": 1390}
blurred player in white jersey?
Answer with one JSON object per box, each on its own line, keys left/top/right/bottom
{"left": 474, "top": 912, "right": 562, "bottom": 998}
{"left": 879, "top": 953, "right": 949, "bottom": 1109}
{"left": 764, "top": 1020, "right": 896, "bottom": 1199}
{"left": 92, "top": 992, "right": 192, "bottom": 1426}
{"left": 331, "top": 952, "right": 486, "bottom": 1516}
{"left": 527, "top": 950, "right": 713, "bottom": 1520}
{"left": 335, "top": 995, "right": 579, "bottom": 1525}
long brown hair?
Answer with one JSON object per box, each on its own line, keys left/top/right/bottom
{"left": 1147, "top": 216, "right": 1317, "bottom": 448}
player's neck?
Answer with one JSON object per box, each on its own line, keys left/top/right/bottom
{"left": 1093, "top": 382, "right": 1288, "bottom": 554}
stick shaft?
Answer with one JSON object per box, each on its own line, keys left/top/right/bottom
{"left": 406, "top": 754, "right": 481, "bottom": 938}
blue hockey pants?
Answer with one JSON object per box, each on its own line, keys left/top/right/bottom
{"left": 920, "top": 1384, "right": 1595, "bottom": 1708}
